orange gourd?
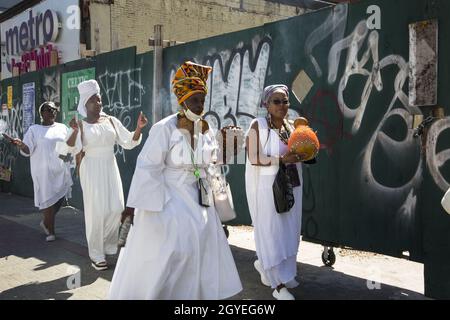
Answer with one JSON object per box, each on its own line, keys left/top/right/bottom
{"left": 287, "top": 117, "right": 320, "bottom": 161}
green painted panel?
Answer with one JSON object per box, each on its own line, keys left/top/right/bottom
{"left": 60, "top": 68, "right": 96, "bottom": 125}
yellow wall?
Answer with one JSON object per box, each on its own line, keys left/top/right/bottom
{"left": 91, "top": 0, "right": 304, "bottom": 53}
{"left": 89, "top": 2, "right": 112, "bottom": 53}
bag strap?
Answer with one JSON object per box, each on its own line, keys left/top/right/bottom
{"left": 108, "top": 116, "right": 119, "bottom": 138}
{"left": 78, "top": 120, "right": 84, "bottom": 147}
{"left": 254, "top": 118, "right": 270, "bottom": 149}
{"left": 266, "top": 116, "right": 292, "bottom": 145}
{"left": 75, "top": 120, "right": 84, "bottom": 178}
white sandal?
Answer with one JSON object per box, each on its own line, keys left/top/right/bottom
{"left": 91, "top": 260, "right": 108, "bottom": 271}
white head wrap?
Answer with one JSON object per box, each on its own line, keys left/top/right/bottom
{"left": 260, "top": 84, "right": 289, "bottom": 108}
{"left": 77, "top": 80, "right": 100, "bottom": 117}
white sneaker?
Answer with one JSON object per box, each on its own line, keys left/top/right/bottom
{"left": 254, "top": 260, "right": 271, "bottom": 287}
{"left": 40, "top": 221, "right": 50, "bottom": 236}
{"left": 46, "top": 235, "right": 56, "bottom": 242}
{"left": 272, "top": 287, "right": 295, "bottom": 300}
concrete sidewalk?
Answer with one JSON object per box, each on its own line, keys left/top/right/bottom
{"left": 0, "top": 192, "right": 428, "bottom": 300}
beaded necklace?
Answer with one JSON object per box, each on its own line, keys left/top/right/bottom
{"left": 266, "top": 115, "right": 292, "bottom": 145}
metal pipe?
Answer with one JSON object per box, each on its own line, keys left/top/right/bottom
{"left": 152, "top": 24, "right": 163, "bottom": 124}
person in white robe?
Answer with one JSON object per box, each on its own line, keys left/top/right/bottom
{"left": 108, "top": 61, "right": 243, "bottom": 300}
{"left": 11, "top": 102, "right": 78, "bottom": 242}
{"left": 245, "top": 85, "right": 306, "bottom": 300}
{"left": 70, "top": 79, "right": 148, "bottom": 271}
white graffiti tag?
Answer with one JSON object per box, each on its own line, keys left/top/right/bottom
{"left": 169, "top": 38, "right": 272, "bottom": 132}
{"left": 426, "top": 118, "right": 450, "bottom": 192}
{"left": 98, "top": 67, "right": 145, "bottom": 162}
{"left": 0, "top": 102, "right": 23, "bottom": 168}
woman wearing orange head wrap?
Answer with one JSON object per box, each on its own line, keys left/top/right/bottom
{"left": 108, "top": 61, "right": 243, "bottom": 300}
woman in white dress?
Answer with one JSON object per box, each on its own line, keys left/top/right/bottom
{"left": 11, "top": 102, "right": 77, "bottom": 242}
{"left": 70, "top": 79, "right": 148, "bottom": 271}
{"left": 245, "top": 85, "right": 306, "bottom": 300}
{"left": 108, "top": 61, "right": 243, "bottom": 300}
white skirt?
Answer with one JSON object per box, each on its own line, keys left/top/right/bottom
{"left": 79, "top": 152, "right": 124, "bottom": 262}
{"left": 108, "top": 174, "right": 242, "bottom": 300}
{"left": 246, "top": 163, "right": 302, "bottom": 288}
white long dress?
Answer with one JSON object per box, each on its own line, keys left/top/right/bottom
{"left": 108, "top": 114, "right": 243, "bottom": 300}
{"left": 74, "top": 116, "right": 141, "bottom": 263}
{"left": 21, "top": 123, "right": 73, "bottom": 210}
{"left": 245, "top": 117, "right": 302, "bottom": 288}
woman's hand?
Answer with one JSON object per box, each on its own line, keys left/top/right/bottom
{"left": 2, "top": 133, "right": 15, "bottom": 144}
{"left": 69, "top": 116, "right": 79, "bottom": 131}
{"left": 132, "top": 111, "right": 148, "bottom": 141}
{"left": 121, "top": 207, "right": 135, "bottom": 225}
{"left": 9, "top": 137, "right": 30, "bottom": 154}
{"left": 136, "top": 111, "right": 148, "bottom": 129}
{"left": 281, "top": 151, "right": 307, "bottom": 164}
{"left": 12, "top": 138, "right": 24, "bottom": 148}
{"left": 67, "top": 116, "right": 80, "bottom": 147}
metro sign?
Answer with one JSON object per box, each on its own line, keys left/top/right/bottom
{"left": 5, "top": 9, "right": 59, "bottom": 56}
{"left": 1, "top": 0, "right": 80, "bottom": 79}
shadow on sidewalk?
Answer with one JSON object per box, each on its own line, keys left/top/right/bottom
{"left": 229, "top": 244, "right": 426, "bottom": 300}
{"left": 0, "top": 217, "right": 115, "bottom": 300}
{"left": 0, "top": 191, "right": 427, "bottom": 300}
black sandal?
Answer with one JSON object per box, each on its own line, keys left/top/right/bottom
{"left": 91, "top": 260, "right": 108, "bottom": 271}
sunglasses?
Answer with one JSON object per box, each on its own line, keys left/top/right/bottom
{"left": 270, "top": 99, "right": 290, "bottom": 106}
{"left": 41, "top": 107, "right": 57, "bottom": 113}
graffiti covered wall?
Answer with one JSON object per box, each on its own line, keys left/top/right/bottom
{"left": 160, "top": 0, "right": 450, "bottom": 297}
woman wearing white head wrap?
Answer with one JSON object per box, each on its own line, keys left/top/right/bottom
{"left": 69, "top": 79, "right": 148, "bottom": 270}
{"left": 76, "top": 79, "right": 100, "bottom": 118}
{"left": 6, "top": 101, "right": 79, "bottom": 242}
{"left": 245, "top": 84, "right": 307, "bottom": 300}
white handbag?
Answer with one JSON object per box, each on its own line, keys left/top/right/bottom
{"left": 441, "top": 187, "right": 450, "bottom": 215}
{"left": 208, "top": 164, "right": 236, "bottom": 222}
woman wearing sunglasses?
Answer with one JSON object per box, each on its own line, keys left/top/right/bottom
{"left": 8, "top": 102, "right": 78, "bottom": 241}
{"left": 245, "top": 85, "right": 306, "bottom": 300}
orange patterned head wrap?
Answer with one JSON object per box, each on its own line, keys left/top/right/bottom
{"left": 172, "top": 61, "right": 212, "bottom": 105}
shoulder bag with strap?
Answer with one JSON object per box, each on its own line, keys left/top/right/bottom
{"left": 208, "top": 163, "right": 236, "bottom": 222}
{"left": 266, "top": 117, "right": 296, "bottom": 214}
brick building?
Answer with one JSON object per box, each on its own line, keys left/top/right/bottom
{"left": 0, "top": 0, "right": 341, "bottom": 78}
{"left": 86, "top": 0, "right": 312, "bottom": 54}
